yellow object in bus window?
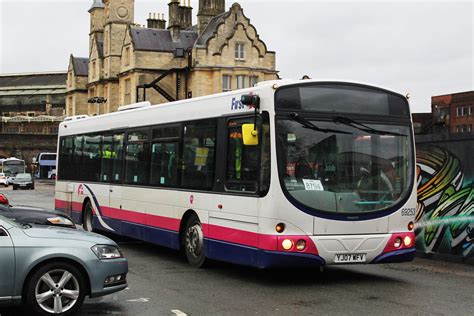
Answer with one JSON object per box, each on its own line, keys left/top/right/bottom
{"left": 242, "top": 124, "right": 258, "bottom": 146}
{"left": 194, "top": 147, "right": 209, "bottom": 167}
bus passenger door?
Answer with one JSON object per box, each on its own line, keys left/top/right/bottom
{"left": 0, "top": 227, "right": 14, "bottom": 299}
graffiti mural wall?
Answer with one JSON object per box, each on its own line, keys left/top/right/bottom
{"left": 416, "top": 136, "right": 474, "bottom": 259}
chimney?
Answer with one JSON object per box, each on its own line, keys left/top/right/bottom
{"left": 147, "top": 13, "right": 166, "bottom": 29}
{"left": 168, "top": 0, "right": 181, "bottom": 41}
{"left": 198, "top": 0, "right": 225, "bottom": 35}
{"left": 179, "top": 0, "right": 193, "bottom": 30}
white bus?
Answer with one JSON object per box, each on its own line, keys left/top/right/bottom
{"left": 55, "top": 80, "right": 417, "bottom": 268}
{"left": 34, "top": 152, "right": 57, "bottom": 179}
{"left": 0, "top": 157, "right": 26, "bottom": 179}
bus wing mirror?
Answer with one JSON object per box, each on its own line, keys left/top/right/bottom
{"left": 242, "top": 124, "right": 259, "bottom": 146}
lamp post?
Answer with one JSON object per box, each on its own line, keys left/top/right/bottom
{"left": 87, "top": 97, "right": 107, "bottom": 116}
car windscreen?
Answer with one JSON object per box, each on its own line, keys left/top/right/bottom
{"left": 15, "top": 174, "right": 31, "bottom": 180}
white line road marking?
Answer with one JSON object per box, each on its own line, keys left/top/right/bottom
{"left": 171, "top": 309, "right": 188, "bottom": 316}
{"left": 126, "top": 298, "right": 150, "bottom": 302}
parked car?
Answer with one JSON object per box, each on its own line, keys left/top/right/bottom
{"left": 0, "top": 173, "right": 8, "bottom": 187}
{"left": 12, "top": 173, "right": 34, "bottom": 190}
{"left": 0, "top": 193, "right": 76, "bottom": 229}
{"left": 0, "top": 214, "right": 128, "bottom": 315}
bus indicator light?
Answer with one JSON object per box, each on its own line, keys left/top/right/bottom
{"left": 408, "top": 222, "right": 414, "bottom": 231}
{"left": 275, "top": 223, "right": 285, "bottom": 233}
{"left": 282, "top": 239, "right": 293, "bottom": 250}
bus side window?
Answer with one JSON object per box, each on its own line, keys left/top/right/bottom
{"left": 83, "top": 134, "right": 102, "bottom": 182}
{"left": 112, "top": 133, "right": 124, "bottom": 183}
{"left": 125, "top": 131, "right": 150, "bottom": 185}
{"left": 226, "top": 118, "right": 259, "bottom": 192}
{"left": 59, "top": 136, "right": 74, "bottom": 180}
{"left": 150, "top": 142, "right": 179, "bottom": 187}
{"left": 101, "top": 135, "right": 113, "bottom": 183}
{"left": 181, "top": 119, "right": 217, "bottom": 190}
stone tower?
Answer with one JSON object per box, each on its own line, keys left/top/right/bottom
{"left": 88, "top": 0, "right": 105, "bottom": 54}
{"left": 197, "top": 0, "right": 225, "bottom": 35}
{"left": 102, "top": 0, "right": 135, "bottom": 78}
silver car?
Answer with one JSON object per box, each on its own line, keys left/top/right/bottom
{"left": 0, "top": 215, "right": 128, "bottom": 315}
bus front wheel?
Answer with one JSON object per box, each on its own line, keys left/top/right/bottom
{"left": 184, "top": 214, "right": 206, "bottom": 268}
{"left": 83, "top": 201, "right": 94, "bottom": 232}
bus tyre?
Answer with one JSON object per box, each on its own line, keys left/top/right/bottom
{"left": 25, "top": 261, "right": 86, "bottom": 316}
{"left": 184, "top": 214, "right": 206, "bottom": 268}
{"left": 83, "top": 201, "right": 94, "bottom": 233}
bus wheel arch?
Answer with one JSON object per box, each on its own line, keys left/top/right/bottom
{"left": 180, "top": 210, "right": 206, "bottom": 268}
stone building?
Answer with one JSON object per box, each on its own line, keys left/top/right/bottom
{"left": 67, "top": 0, "right": 278, "bottom": 116}
{"left": 0, "top": 72, "right": 66, "bottom": 163}
{"left": 0, "top": 72, "right": 66, "bottom": 134}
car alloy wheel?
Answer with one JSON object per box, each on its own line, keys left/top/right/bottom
{"left": 26, "top": 262, "right": 86, "bottom": 316}
{"left": 35, "top": 269, "right": 80, "bottom": 314}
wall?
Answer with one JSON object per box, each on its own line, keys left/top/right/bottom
{"left": 0, "top": 134, "right": 57, "bottom": 172}
{"left": 415, "top": 133, "right": 474, "bottom": 259}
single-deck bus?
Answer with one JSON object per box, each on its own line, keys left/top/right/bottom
{"left": 55, "top": 80, "right": 416, "bottom": 268}
{"left": 0, "top": 158, "right": 26, "bottom": 179}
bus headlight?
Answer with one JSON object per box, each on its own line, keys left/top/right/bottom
{"left": 281, "top": 239, "right": 293, "bottom": 250}
{"left": 393, "top": 237, "right": 402, "bottom": 248}
{"left": 296, "top": 239, "right": 306, "bottom": 251}
{"left": 403, "top": 235, "right": 412, "bottom": 247}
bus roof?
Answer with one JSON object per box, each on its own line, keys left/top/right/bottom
{"left": 58, "top": 79, "right": 407, "bottom": 136}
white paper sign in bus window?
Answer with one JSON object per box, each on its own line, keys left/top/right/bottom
{"left": 302, "top": 179, "right": 324, "bottom": 191}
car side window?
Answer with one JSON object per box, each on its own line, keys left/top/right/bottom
{"left": 0, "top": 227, "right": 8, "bottom": 237}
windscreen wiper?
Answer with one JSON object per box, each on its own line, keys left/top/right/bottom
{"left": 333, "top": 116, "right": 407, "bottom": 137}
{"left": 289, "top": 113, "right": 352, "bottom": 134}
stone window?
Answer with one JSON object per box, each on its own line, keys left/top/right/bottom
{"left": 235, "top": 43, "right": 245, "bottom": 60}
{"left": 236, "top": 75, "right": 246, "bottom": 89}
{"left": 125, "top": 47, "right": 130, "bottom": 66}
{"left": 124, "top": 79, "right": 131, "bottom": 105}
{"left": 104, "top": 30, "right": 109, "bottom": 55}
{"left": 92, "top": 61, "right": 96, "bottom": 79}
{"left": 68, "top": 72, "right": 72, "bottom": 87}
{"left": 250, "top": 76, "right": 259, "bottom": 87}
{"left": 222, "top": 75, "right": 232, "bottom": 92}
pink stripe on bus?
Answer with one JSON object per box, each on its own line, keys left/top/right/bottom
{"left": 54, "top": 198, "right": 312, "bottom": 253}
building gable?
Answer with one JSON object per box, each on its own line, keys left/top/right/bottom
{"left": 195, "top": 3, "right": 271, "bottom": 58}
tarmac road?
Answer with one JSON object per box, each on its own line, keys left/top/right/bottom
{"left": 1, "top": 183, "right": 473, "bottom": 315}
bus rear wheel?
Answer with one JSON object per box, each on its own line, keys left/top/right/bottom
{"left": 184, "top": 214, "right": 206, "bottom": 268}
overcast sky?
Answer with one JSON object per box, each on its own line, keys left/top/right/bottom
{"left": 0, "top": 0, "right": 472, "bottom": 113}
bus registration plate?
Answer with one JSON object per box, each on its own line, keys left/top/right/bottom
{"left": 334, "top": 253, "right": 366, "bottom": 263}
